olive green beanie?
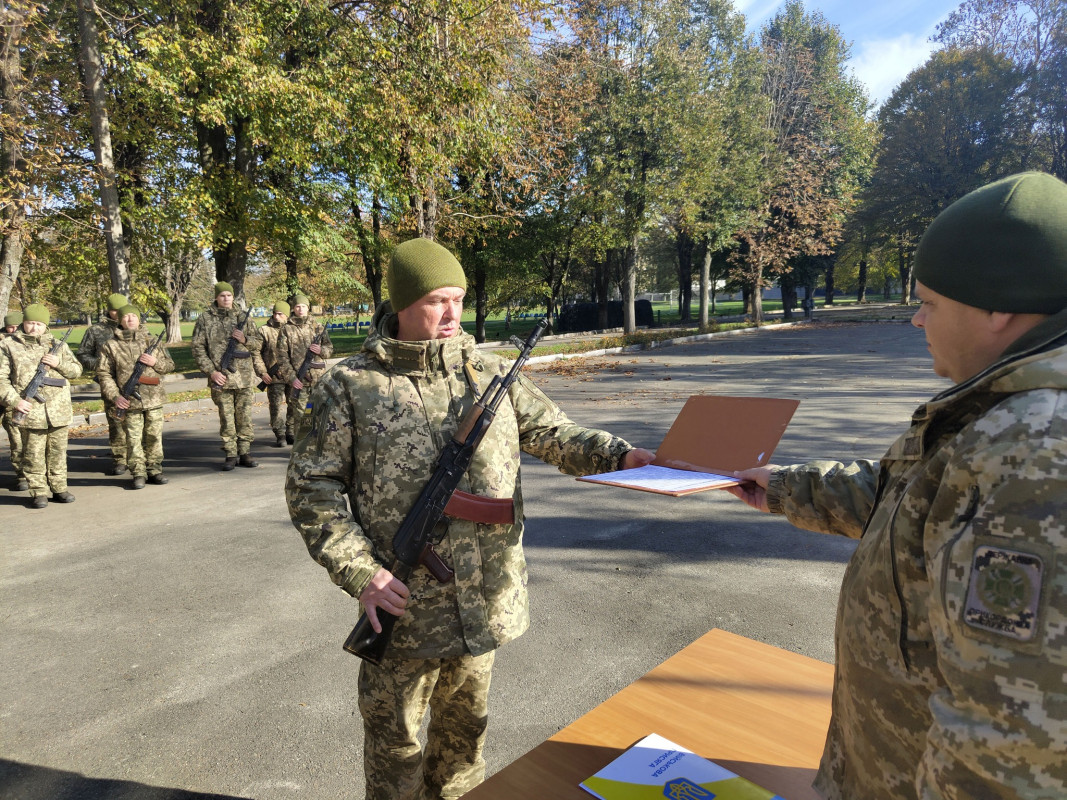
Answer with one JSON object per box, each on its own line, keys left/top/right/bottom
{"left": 23, "top": 304, "right": 50, "bottom": 324}
{"left": 273, "top": 301, "right": 291, "bottom": 315}
{"left": 119, "top": 304, "right": 140, "bottom": 318}
{"left": 291, "top": 294, "right": 310, "bottom": 308}
{"left": 214, "top": 281, "right": 234, "bottom": 296}
{"left": 107, "top": 293, "right": 128, "bottom": 312}
{"left": 4, "top": 311, "right": 22, "bottom": 327}
{"left": 914, "top": 172, "right": 1067, "bottom": 313}
{"left": 387, "top": 239, "right": 466, "bottom": 312}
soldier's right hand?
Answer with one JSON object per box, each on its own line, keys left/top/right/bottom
{"left": 15, "top": 398, "right": 32, "bottom": 415}
{"left": 115, "top": 396, "right": 131, "bottom": 410}
{"left": 210, "top": 370, "right": 228, "bottom": 387}
{"left": 359, "top": 567, "right": 410, "bottom": 633}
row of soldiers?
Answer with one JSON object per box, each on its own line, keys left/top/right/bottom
{"left": 0, "top": 282, "right": 331, "bottom": 507}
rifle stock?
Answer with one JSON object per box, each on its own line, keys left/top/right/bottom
{"left": 343, "top": 319, "right": 549, "bottom": 663}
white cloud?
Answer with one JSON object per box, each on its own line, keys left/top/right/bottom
{"left": 849, "top": 33, "right": 938, "bottom": 110}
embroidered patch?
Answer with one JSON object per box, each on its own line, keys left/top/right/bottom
{"left": 964, "top": 545, "right": 1043, "bottom": 641}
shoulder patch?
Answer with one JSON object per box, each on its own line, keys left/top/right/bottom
{"left": 964, "top": 545, "right": 1044, "bottom": 642}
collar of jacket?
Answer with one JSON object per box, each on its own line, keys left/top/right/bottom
{"left": 289, "top": 315, "right": 310, "bottom": 327}
{"left": 14, "top": 331, "right": 46, "bottom": 346}
{"left": 117, "top": 328, "right": 140, "bottom": 342}
{"left": 363, "top": 300, "right": 475, "bottom": 377}
{"left": 104, "top": 316, "right": 121, "bottom": 330}
{"left": 908, "top": 305, "right": 1067, "bottom": 438}
{"left": 209, "top": 305, "right": 237, "bottom": 320}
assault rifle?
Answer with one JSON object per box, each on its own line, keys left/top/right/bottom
{"left": 114, "top": 331, "right": 165, "bottom": 421}
{"left": 343, "top": 318, "right": 549, "bottom": 664}
{"left": 289, "top": 326, "right": 327, "bottom": 401}
{"left": 218, "top": 307, "right": 252, "bottom": 375}
{"left": 12, "top": 326, "right": 73, "bottom": 425}
{"left": 257, "top": 363, "right": 282, "bottom": 391}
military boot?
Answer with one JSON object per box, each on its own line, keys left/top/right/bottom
{"left": 52, "top": 491, "right": 75, "bottom": 503}
{"left": 238, "top": 453, "right": 259, "bottom": 468}
{"left": 222, "top": 456, "right": 238, "bottom": 471}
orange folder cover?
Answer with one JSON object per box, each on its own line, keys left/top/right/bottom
{"left": 578, "top": 394, "right": 800, "bottom": 496}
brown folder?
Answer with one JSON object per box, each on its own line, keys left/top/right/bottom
{"left": 578, "top": 394, "right": 800, "bottom": 496}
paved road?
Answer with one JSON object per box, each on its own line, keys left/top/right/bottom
{"left": 0, "top": 319, "right": 944, "bottom": 799}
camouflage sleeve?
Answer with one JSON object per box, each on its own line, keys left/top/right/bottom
{"left": 76, "top": 329, "right": 98, "bottom": 371}
{"left": 275, "top": 327, "right": 296, "bottom": 384}
{"left": 284, "top": 375, "right": 382, "bottom": 599}
{"left": 56, "top": 341, "right": 83, "bottom": 381}
{"left": 153, "top": 344, "right": 175, "bottom": 376}
{"left": 190, "top": 317, "right": 215, "bottom": 375}
{"left": 766, "top": 459, "right": 879, "bottom": 538}
{"left": 319, "top": 327, "right": 333, "bottom": 360}
{"left": 510, "top": 372, "right": 633, "bottom": 476}
{"left": 97, "top": 344, "right": 120, "bottom": 402}
{"left": 248, "top": 326, "right": 268, "bottom": 377}
{"left": 0, "top": 344, "right": 17, "bottom": 408}
{"left": 918, "top": 396, "right": 1067, "bottom": 797}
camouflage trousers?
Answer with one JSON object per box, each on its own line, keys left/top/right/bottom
{"left": 19, "top": 424, "right": 70, "bottom": 496}
{"left": 210, "top": 387, "right": 254, "bottom": 456}
{"left": 284, "top": 385, "right": 308, "bottom": 437}
{"left": 266, "top": 382, "right": 287, "bottom": 437}
{"left": 102, "top": 396, "right": 128, "bottom": 467}
{"left": 123, "top": 406, "right": 165, "bottom": 477}
{"left": 3, "top": 410, "right": 23, "bottom": 478}
{"left": 358, "top": 650, "right": 495, "bottom": 800}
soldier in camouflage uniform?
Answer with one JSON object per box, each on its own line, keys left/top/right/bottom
{"left": 276, "top": 293, "right": 333, "bottom": 446}
{"left": 727, "top": 172, "right": 1067, "bottom": 800}
{"left": 250, "top": 300, "right": 289, "bottom": 447}
{"left": 2, "top": 311, "right": 26, "bottom": 490}
{"left": 97, "top": 305, "right": 175, "bottom": 489}
{"left": 76, "top": 292, "right": 129, "bottom": 475}
{"left": 0, "top": 304, "right": 83, "bottom": 508}
{"left": 191, "top": 282, "right": 260, "bottom": 471}
{"left": 285, "top": 239, "right": 654, "bottom": 800}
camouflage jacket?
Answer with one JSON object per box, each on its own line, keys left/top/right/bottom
{"left": 0, "top": 329, "right": 83, "bottom": 428}
{"left": 190, "top": 305, "right": 258, "bottom": 390}
{"left": 97, "top": 329, "right": 175, "bottom": 410}
{"left": 250, "top": 317, "right": 284, "bottom": 378}
{"left": 767, "top": 309, "right": 1067, "bottom": 800}
{"left": 285, "top": 302, "right": 634, "bottom": 659}
{"left": 76, "top": 316, "right": 121, "bottom": 376}
{"left": 276, "top": 315, "right": 333, "bottom": 387}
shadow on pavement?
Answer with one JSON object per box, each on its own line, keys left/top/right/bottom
{"left": 0, "top": 759, "right": 249, "bottom": 800}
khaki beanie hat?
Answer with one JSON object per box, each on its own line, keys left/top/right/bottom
{"left": 273, "top": 301, "right": 291, "bottom": 315}
{"left": 387, "top": 239, "right": 466, "bottom": 312}
{"left": 291, "top": 294, "right": 310, "bottom": 308}
{"left": 119, "top": 304, "right": 140, "bottom": 318}
{"left": 4, "top": 311, "right": 22, "bottom": 327}
{"left": 107, "top": 293, "right": 128, "bottom": 311}
{"left": 214, "top": 281, "right": 234, "bottom": 296}
{"left": 23, "top": 304, "right": 50, "bottom": 324}
{"left": 914, "top": 172, "right": 1067, "bottom": 313}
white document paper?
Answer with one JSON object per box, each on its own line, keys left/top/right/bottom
{"left": 578, "top": 464, "right": 739, "bottom": 494}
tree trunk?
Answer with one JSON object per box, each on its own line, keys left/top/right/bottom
{"left": 471, "top": 242, "right": 487, "bottom": 343}
{"left": 76, "top": 0, "right": 131, "bottom": 296}
{"left": 824, "top": 262, "right": 835, "bottom": 304}
{"left": 622, "top": 238, "right": 638, "bottom": 334}
{"left": 0, "top": 8, "right": 27, "bottom": 316}
{"left": 857, "top": 259, "right": 868, "bottom": 303}
{"left": 675, "top": 229, "right": 693, "bottom": 322}
{"left": 595, "top": 254, "right": 610, "bottom": 329}
{"left": 699, "top": 244, "right": 711, "bottom": 328}
{"left": 780, "top": 273, "right": 796, "bottom": 321}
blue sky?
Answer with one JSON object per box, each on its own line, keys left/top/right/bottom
{"left": 736, "top": 0, "right": 964, "bottom": 108}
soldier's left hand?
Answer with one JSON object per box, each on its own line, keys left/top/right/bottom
{"left": 292, "top": 377, "right": 304, "bottom": 390}
{"left": 41, "top": 353, "right": 59, "bottom": 368}
{"left": 231, "top": 329, "right": 246, "bottom": 343}
{"left": 309, "top": 343, "right": 321, "bottom": 355}
{"left": 139, "top": 353, "right": 157, "bottom": 367}
{"left": 621, "top": 447, "right": 655, "bottom": 469}
{"left": 16, "top": 398, "right": 32, "bottom": 415}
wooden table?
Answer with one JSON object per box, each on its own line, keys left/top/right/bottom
{"left": 463, "top": 628, "right": 835, "bottom": 799}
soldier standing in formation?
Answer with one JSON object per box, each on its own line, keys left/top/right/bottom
{"left": 727, "top": 172, "right": 1067, "bottom": 799}
{"left": 276, "top": 293, "right": 332, "bottom": 446}
{"left": 76, "top": 292, "right": 129, "bottom": 476}
{"left": 286, "top": 239, "right": 655, "bottom": 800}
{"left": 191, "top": 282, "right": 260, "bottom": 471}
{"left": 251, "top": 300, "right": 289, "bottom": 448}
{"left": 0, "top": 304, "right": 83, "bottom": 508}
{"left": 1, "top": 311, "right": 25, "bottom": 490}
{"left": 97, "top": 305, "right": 175, "bottom": 489}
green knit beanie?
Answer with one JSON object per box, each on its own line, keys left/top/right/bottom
{"left": 214, "top": 281, "right": 234, "bottom": 296}
{"left": 387, "top": 239, "right": 466, "bottom": 312}
{"left": 119, "top": 304, "right": 140, "bottom": 318}
{"left": 291, "top": 294, "right": 310, "bottom": 308}
{"left": 273, "top": 301, "right": 290, "bottom": 315}
{"left": 4, "top": 311, "right": 22, "bottom": 327}
{"left": 914, "top": 172, "right": 1067, "bottom": 313}
{"left": 23, "top": 304, "right": 50, "bottom": 324}
{"left": 107, "top": 293, "right": 128, "bottom": 312}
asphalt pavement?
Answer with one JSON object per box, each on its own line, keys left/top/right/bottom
{"left": 0, "top": 315, "right": 944, "bottom": 800}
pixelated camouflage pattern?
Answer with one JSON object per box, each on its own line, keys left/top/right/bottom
{"left": 97, "top": 329, "right": 175, "bottom": 410}
{"left": 276, "top": 314, "right": 333, "bottom": 386}
{"left": 3, "top": 410, "right": 23, "bottom": 478}
{"left": 190, "top": 304, "right": 258, "bottom": 390}
{"left": 210, "top": 386, "right": 254, "bottom": 456}
{"left": 19, "top": 425, "right": 71, "bottom": 495}
{"left": 75, "top": 315, "right": 120, "bottom": 375}
{"left": 767, "top": 311, "right": 1067, "bottom": 800}
{"left": 286, "top": 301, "right": 634, "bottom": 659}
{"left": 124, "top": 406, "right": 165, "bottom": 477}
{"left": 358, "top": 651, "right": 494, "bottom": 800}
{"left": 250, "top": 316, "right": 284, "bottom": 376}
{"left": 0, "top": 329, "right": 82, "bottom": 428}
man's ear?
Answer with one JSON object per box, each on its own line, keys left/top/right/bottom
{"left": 988, "top": 311, "right": 1015, "bottom": 334}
